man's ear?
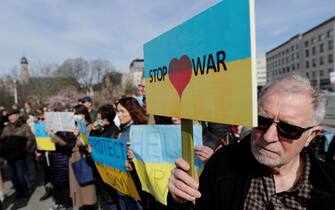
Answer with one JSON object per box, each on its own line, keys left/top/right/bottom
{"left": 304, "top": 125, "right": 322, "bottom": 147}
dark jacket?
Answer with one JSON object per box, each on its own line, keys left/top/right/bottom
{"left": 167, "top": 134, "right": 335, "bottom": 210}
{"left": 48, "top": 131, "right": 77, "bottom": 186}
{"left": 0, "top": 120, "right": 35, "bottom": 161}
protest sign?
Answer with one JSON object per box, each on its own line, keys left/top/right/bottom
{"left": 130, "top": 125, "right": 203, "bottom": 205}
{"left": 76, "top": 119, "right": 89, "bottom": 144}
{"left": 88, "top": 136, "right": 140, "bottom": 200}
{"left": 45, "top": 112, "right": 75, "bottom": 132}
{"left": 144, "top": 0, "right": 257, "bottom": 127}
{"left": 34, "top": 122, "right": 56, "bottom": 151}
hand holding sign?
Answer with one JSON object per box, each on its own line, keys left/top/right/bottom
{"left": 168, "top": 158, "right": 201, "bottom": 203}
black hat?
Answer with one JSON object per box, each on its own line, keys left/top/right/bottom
{"left": 78, "top": 96, "right": 92, "bottom": 103}
{"left": 7, "top": 109, "right": 20, "bottom": 116}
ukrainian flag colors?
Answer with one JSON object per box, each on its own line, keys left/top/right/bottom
{"left": 144, "top": 0, "right": 257, "bottom": 127}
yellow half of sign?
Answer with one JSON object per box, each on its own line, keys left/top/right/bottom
{"left": 80, "top": 133, "right": 89, "bottom": 145}
{"left": 145, "top": 58, "right": 256, "bottom": 127}
{"left": 95, "top": 162, "right": 141, "bottom": 201}
{"left": 133, "top": 159, "right": 174, "bottom": 205}
{"left": 36, "top": 137, "right": 56, "bottom": 151}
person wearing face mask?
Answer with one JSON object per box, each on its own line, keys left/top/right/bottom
{"left": 89, "top": 104, "right": 121, "bottom": 210}
{"left": 69, "top": 104, "right": 97, "bottom": 210}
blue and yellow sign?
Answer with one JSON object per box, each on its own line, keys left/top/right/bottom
{"left": 144, "top": 0, "right": 257, "bottom": 126}
{"left": 89, "top": 136, "right": 140, "bottom": 200}
{"left": 130, "top": 125, "right": 203, "bottom": 205}
{"left": 34, "top": 122, "right": 56, "bottom": 151}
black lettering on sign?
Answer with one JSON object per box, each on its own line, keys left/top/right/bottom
{"left": 206, "top": 53, "right": 217, "bottom": 73}
{"left": 192, "top": 50, "right": 228, "bottom": 76}
{"left": 149, "top": 66, "right": 168, "bottom": 83}
{"left": 192, "top": 55, "right": 206, "bottom": 76}
{"left": 216, "top": 51, "right": 227, "bottom": 71}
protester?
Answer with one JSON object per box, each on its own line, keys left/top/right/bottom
{"left": 167, "top": 75, "right": 335, "bottom": 209}
{"left": 79, "top": 96, "right": 97, "bottom": 122}
{"left": 42, "top": 103, "right": 76, "bottom": 210}
{"left": 69, "top": 104, "right": 97, "bottom": 210}
{"left": 115, "top": 97, "right": 149, "bottom": 210}
{"left": 133, "top": 79, "right": 146, "bottom": 108}
{"left": 89, "top": 104, "right": 121, "bottom": 210}
{"left": 0, "top": 109, "right": 35, "bottom": 198}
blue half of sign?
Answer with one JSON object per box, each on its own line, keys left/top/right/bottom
{"left": 144, "top": 0, "right": 251, "bottom": 78}
{"left": 89, "top": 136, "right": 127, "bottom": 172}
{"left": 129, "top": 125, "right": 203, "bottom": 169}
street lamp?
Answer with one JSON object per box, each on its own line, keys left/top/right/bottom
{"left": 13, "top": 79, "right": 18, "bottom": 104}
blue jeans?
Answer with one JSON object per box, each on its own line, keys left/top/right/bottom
{"left": 8, "top": 159, "right": 31, "bottom": 196}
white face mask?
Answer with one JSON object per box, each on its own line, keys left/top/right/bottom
{"left": 74, "top": 114, "right": 84, "bottom": 122}
{"left": 96, "top": 119, "right": 105, "bottom": 127}
{"left": 113, "top": 113, "right": 121, "bottom": 128}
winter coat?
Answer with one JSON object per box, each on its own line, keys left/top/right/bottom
{"left": 69, "top": 141, "right": 97, "bottom": 208}
{"left": 0, "top": 121, "right": 35, "bottom": 161}
{"left": 167, "top": 134, "right": 335, "bottom": 210}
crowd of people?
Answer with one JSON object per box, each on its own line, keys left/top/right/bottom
{"left": 0, "top": 75, "right": 334, "bottom": 210}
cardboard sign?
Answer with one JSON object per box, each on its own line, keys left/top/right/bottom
{"left": 34, "top": 122, "right": 56, "bottom": 151}
{"left": 129, "top": 125, "right": 203, "bottom": 205}
{"left": 45, "top": 112, "right": 75, "bottom": 132}
{"left": 88, "top": 136, "right": 140, "bottom": 200}
{"left": 143, "top": 0, "right": 257, "bottom": 127}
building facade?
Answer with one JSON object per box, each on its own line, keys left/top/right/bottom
{"left": 266, "top": 16, "right": 335, "bottom": 90}
{"left": 256, "top": 56, "right": 267, "bottom": 87}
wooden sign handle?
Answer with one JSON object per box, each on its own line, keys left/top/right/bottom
{"left": 181, "top": 119, "right": 195, "bottom": 178}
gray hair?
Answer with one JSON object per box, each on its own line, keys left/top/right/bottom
{"left": 259, "top": 74, "right": 326, "bottom": 125}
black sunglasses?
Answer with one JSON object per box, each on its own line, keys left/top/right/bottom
{"left": 255, "top": 115, "right": 314, "bottom": 140}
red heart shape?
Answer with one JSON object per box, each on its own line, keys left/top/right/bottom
{"left": 168, "top": 55, "right": 193, "bottom": 99}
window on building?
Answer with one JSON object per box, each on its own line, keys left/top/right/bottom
{"left": 312, "top": 47, "right": 316, "bottom": 55}
{"left": 292, "top": 64, "right": 295, "bottom": 71}
{"left": 320, "top": 56, "right": 324, "bottom": 65}
{"left": 305, "top": 41, "right": 309, "bottom": 47}
{"left": 305, "top": 49, "right": 309, "bottom": 57}
{"left": 312, "top": 58, "right": 316, "bottom": 67}
{"left": 291, "top": 54, "right": 295, "bottom": 61}
{"left": 329, "top": 68, "right": 333, "bottom": 74}
{"left": 311, "top": 37, "right": 315, "bottom": 44}
{"left": 320, "top": 69, "right": 324, "bottom": 77}
{"left": 291, "top": 45, "right": 294, "bottom": 51}
{"left": 306, "top": 72, "right": 310, "bottom": 78}
{"left": 320, "top": 43, "right": 324, "bottom": 53}
{"left": 319, "top": 34, "right": 324, "bottom": 41}
{"left": 327, "top": 29, "right": 334, "bottom": 38}
{"left": 296, "top": 52, "right": 299, "bottom": 59}
{"left": 306, "top": 60, "right": 309, "bottom": 69}
{"left": 297, "top": 63, "right": 300, "bottom": 70}
{"left": 312, "top": 71, "right": 316, "bottom": 78}
{"left": 329, "top": 40, "right": 334, "bottom": 50}
{"left": 329, "top": 54, "right": 334, "bottom": 63}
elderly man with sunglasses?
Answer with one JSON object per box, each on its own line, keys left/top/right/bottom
{"left": 167, "top": 75, "right": 335, "bottom": 210}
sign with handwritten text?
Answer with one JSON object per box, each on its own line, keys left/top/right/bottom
{"left": 89, "top": 136, "right": 140, "bottom": 200}
{"left": 130, "top": 125, "right": 203, "bottom": 205}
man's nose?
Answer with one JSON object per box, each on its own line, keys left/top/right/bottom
{"left": 262, "top": 123, "right": 279, "bottom": 143}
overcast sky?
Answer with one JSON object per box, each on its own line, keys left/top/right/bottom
{"left": 0, "top": 0, "right": 334, "bottom": 75}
